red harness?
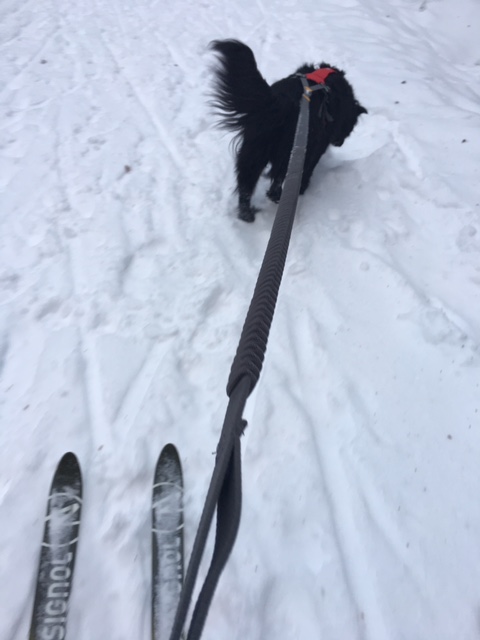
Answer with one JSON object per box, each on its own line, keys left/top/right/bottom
{"left": 299, "top": 68, "right": 335, "bottom": 123}
{"left": 306, "top": 67, "right": 336, "bottom": 85}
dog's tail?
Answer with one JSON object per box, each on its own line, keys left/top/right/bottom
{"left": 209, "top": 39, "right": 273, "bottom": 134}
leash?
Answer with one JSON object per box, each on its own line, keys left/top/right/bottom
{"left": 168, "top": 77, "right": 313, "bottom": 640}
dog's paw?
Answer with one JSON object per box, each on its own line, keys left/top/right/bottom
{"left": 267, "top": 183, "right": 282, "bottom": 204}
{"left": 238, "top": 205, "right": 258, "bottom": 222}
{"left": 238, "top": 210, "right": 256, "bottom": 223}
{"left": 299, "top": 181, "right": 310, "bottom": 195}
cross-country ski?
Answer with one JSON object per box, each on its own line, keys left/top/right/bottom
{"left": 152, "top": 444, "right": 184, "bottom": 640}
{"left": 29, "top": 453, "right": 82, "bottom": 640}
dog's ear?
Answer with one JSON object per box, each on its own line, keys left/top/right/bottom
{"left": 356, "top": 101, "right": 368, "bottom": 115}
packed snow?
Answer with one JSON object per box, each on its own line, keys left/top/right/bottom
{"left": 1, "top": 0, "right": 480, "bottom": 638}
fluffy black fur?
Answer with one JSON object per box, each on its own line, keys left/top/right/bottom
{"left": 210, "top": 39, "right": 367, "bottom": 222}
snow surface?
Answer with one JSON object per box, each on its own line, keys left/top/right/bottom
{"left": 1, "top": 0, "right": 480, "bottom": 638}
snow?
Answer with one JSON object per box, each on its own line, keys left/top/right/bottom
{"left": 1, "top": 0, "right": 480, "bottom": 638}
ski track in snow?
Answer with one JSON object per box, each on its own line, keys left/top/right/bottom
{"left": 1, "top": 0, "right": 480, "bottom": 638}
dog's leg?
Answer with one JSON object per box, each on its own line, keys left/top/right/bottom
{"left": 299, "top": 170, "right": 313, "bottom": 195}
{"left": 300, "top": 142, "right": 325, "bottom": 195}
{"left": 237, "top": 190, "right": 259, "bottom": 222}
{"left": 300, "top": 158, "right": 319, "bottom": 195}
{"left": 266, "top": 180, "right": 283, "bottom": 204}
{"left": 235, "top": 139, "right": 268, "bottom": 222}
{"left": 267, "top": 147, "right": 291, "bottom": 205}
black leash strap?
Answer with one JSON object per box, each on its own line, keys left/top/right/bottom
{"left": 168, "top": 81, "right": 311, "bottom": 640}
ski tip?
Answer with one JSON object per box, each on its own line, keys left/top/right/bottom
{"left": 58, "top": 451, "right": 80, "bottom": 469}
{"left": 155, "top": 443, "right": 182, "bottom": 476}
{"left": 54, "top": 452, "right": 82, "bottom": 482}
{"left": 160, "top": 443, "right": 179, "bottom": 460}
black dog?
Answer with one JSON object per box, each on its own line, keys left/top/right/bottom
{"left": 210, "top": 39, "right": 367, "bottom": 222}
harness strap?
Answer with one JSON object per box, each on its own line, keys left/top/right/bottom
{"left": 298, "top": 74, "right": 334, "bottom": 122}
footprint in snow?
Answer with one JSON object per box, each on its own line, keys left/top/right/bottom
{"left": 456, "top": 225, "right": 480, "bottom": 253}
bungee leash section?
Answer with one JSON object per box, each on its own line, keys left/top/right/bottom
{"left": 168, "top": 78, "right": 312, "bottom": 640}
